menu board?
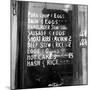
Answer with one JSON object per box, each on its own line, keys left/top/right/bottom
{"left": 23, "top": 6, "right": 74, "bottom": 88}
